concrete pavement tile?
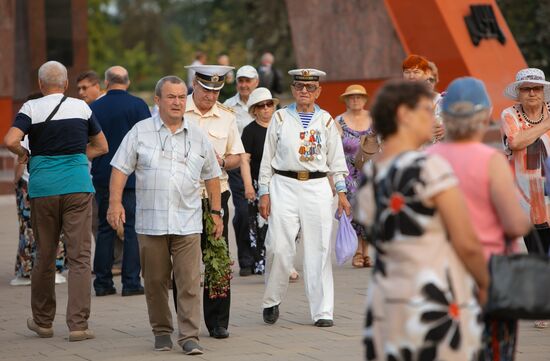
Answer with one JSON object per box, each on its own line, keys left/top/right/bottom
{"left": 0, "top": 194, "right": 546, "bottom": 360}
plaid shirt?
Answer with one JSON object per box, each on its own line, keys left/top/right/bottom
{"left": 111, "top": 115, "right": 221, "bottom": 235}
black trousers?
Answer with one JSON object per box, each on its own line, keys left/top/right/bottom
{"left": 523, "top": 227, "right": 550, "bottom": 255}
{"left": 172, "top": 190, "right": 231, "bottom": 332}
{"left": 227, "top": 168, "right": 254, "bottom": 269}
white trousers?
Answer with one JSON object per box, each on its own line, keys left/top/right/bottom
{"left": 262, "top": 174, "right": 334, "bottom": 321}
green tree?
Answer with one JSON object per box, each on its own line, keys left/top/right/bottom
{"left": 498, "top": 0, "right": 550, "bottom": 74}
{"left": 87, "top": 0, "right": 296, "bottom": 91}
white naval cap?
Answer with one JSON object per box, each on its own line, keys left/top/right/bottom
{"left": 288, "top": 68, "right": 326, "bottom": 81}
{"left": 236, "top": 65, "right": 258, "bottom": 79}
{"left": 184, "top": 64, "right": 235, "bottom": 90}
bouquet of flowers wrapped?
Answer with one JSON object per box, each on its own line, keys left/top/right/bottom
{"left": 202, "top": 200, "right": 233, "bottom": 299}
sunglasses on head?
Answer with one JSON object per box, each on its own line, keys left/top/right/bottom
{"left": 256, "top": 101, "right": 274, "bottom": 108}
{"left": 292, "top": 82, "right": 318, "bottom": 92}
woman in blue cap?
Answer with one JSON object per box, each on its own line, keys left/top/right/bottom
{"left": 428, "top": 77, "right": 530, "bottom": 361}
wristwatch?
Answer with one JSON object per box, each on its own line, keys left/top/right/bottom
{"left": 210, "top": 209, "right": 224, "bottom": 217}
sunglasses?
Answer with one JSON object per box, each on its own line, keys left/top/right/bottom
{"left": 292, "top": 82, "right": 318, "bottom": 92}
{"left": 519, "top": 86, "right": 544, "bottom": 93}
{"left": 256, "top": 101, "right": 274, "bottom": 108}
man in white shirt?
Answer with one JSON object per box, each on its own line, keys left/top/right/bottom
{"left": 223, "top": 65, "right": 259, "bottom": 276}
{"left": 108, "top": 76, "right": 222, "bottom": 355}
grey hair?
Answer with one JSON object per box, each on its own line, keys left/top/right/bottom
{"left": 105, "top": 66, "right": 130, "bottom": 85}
{"left": 38, "top": 61, "right": 68, "bottom": 88}
{"left": 155, "top": 76, "right": 186, "bottom": 97}
{"left": 442, "top": 106, "right": 491, "bottom": 140}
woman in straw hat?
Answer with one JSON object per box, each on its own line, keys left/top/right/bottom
{"left": 336, "top": 84, "right": 375, "bottom": 268}
{"left": 240, "top": 87, "right": 279, "bottom": 275}
{"left": 501, "top": 67, "right": 550, "bottom": 329}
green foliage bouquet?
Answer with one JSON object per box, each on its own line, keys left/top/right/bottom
{"left": 202, "top": 200, "right": 233, "bottom": 299}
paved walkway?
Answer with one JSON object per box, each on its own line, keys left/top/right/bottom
{"left": 0, "top": 195, "right": 547, "bottom": 360}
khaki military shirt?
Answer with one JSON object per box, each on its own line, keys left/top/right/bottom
{"left": 185, "top": 96, "right": 245, "bottom": 196}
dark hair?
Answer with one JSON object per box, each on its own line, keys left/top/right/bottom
{"left": 370, "top": 80, "right": 433, "bottom": 140}
{"left": 76, "top": 70, "right": 100, "bottom": 84}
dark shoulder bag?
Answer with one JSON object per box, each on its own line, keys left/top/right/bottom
{"left": 485, "top": 229, "right": 550, "bottom": 320}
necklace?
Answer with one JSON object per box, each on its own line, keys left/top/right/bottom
{"left": 520, "top": 105, "right": 545, "bottom": 125}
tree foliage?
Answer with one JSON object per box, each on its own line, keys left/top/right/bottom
{"left": 87, "top": 0, "right": 295, "bottom": 91}
{"left": 498, "top": 0, "right": 550, "bottom": 74}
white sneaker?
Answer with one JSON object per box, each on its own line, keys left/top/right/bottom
{"left": 55, "top": 273, "right": 66, "bottom": 284}
{"left": 10, "top": 276, "right": 31, "bottom": 286}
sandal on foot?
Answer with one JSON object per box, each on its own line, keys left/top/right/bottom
{"left": 363, "top": 256, "right": 373, "bottom": 268}
{"left": 352, "top": 252, "right": 364, "bottom": 268}
{"left": 289, "top": 272, "right": 300, "bottom": 283}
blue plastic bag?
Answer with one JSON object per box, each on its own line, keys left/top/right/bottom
{"left": 335, "top": 211, "right": 358, "bottom": 266}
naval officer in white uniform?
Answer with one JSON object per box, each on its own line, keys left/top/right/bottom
{"left": 258, "top": 68, "right": 350, "bottom": 327}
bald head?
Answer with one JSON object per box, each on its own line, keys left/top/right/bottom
{"left": 105, "top": 66, "right": 130, "bottom": 90}
{"left": 38, "top": 61, "right": 68, "bottom": 92}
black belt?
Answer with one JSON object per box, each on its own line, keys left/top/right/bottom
{"left": 274, "top": 169, "right": 327, "bottom": 181}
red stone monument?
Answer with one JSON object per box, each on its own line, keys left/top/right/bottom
{"left": 285, "top": 0, "right": 527, "bottom": 118}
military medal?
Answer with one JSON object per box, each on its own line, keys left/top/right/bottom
{"left": 298, "top": 129, "right": 323, "bottom": 162}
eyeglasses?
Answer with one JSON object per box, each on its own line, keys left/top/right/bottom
{"left": 256, "top": 101, "right": 274, "bottom": 108}
{"left": 292, "top": 82, "right": 318, "bottom": 92}
{"left": 519, "top": 86, "right": 544, "bottom": 93}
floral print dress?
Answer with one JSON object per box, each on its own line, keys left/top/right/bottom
{"left": 337, "top": 116, "right": 373, "bottom": 239}
{"left": 363, "top": 151, "right": 483, "bottom": 361}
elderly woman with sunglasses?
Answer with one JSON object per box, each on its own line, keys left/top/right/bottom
{"left": 501, "top": 68, "right": 550, "bottom": 329}
{"left": 258, "top": 68, "right": 350, "bottom": 327}
{"left": 240, "top": 87, "right": 279, "bottom": 275}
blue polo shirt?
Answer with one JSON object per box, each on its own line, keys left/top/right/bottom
{"left": 13, "top": 93, "right": 102, "bottom": 198}
{"left": 90, "top": 89, "right": 151, "bottom": 189}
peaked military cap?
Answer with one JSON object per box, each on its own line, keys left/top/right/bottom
{"left": 185, "top": 64, "right": 235, "bottom": 90}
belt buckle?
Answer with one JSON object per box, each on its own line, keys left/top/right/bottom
{"left": 297, "top": 171, "right": 309, "bottom": 181}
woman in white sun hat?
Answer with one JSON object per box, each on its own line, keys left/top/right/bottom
{"left": 501, "top": 67, "right": 550, "bottom": 329}
{"left": 240, "top": 87, "right": 279, "bottom": 276}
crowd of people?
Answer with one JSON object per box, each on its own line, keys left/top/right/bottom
{"left": 4, "top": 49, "right": 548, "bottom": 360}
